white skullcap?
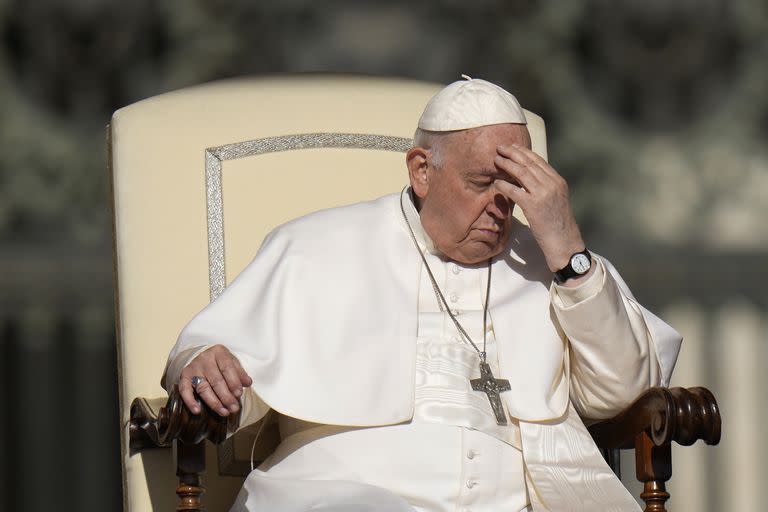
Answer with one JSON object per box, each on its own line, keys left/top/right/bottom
{"left": 418, "top": 75, "right": 527, "bottom": 132}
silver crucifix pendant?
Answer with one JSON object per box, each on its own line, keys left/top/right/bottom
{"left": 470, "top": 361, "right": 511, "bottom": 426}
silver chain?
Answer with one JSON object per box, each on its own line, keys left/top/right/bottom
{"left": 399, "top": 187, "right": 492, "bottom": 362}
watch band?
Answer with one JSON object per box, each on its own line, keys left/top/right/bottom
{"left": 553, "top": 248, "right": 592, "bottom": 284}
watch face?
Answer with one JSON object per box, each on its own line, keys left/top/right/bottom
{"left": 571, "top": 253, "right": 591, "bottom": 274}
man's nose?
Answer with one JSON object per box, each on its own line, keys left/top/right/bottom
{"left": 487, "top": 193, "right": 510, "bottom": 219}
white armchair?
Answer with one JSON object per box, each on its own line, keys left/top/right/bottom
{"left": 111, "top": 74, "right": 717, "bottom": 512}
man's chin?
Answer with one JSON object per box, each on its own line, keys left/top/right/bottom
{"left": 446, "top": 242, "right": 506, "bottom": 265}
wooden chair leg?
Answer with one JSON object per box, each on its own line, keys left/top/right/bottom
{"left": 176, "top": 440, "right": 206, "bottom": 511}
{"left": 635, "top": 431, "right": 671, "bottom": 512}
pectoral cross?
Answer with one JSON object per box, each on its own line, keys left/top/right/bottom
{"left": 471, "top": 361, "right": 511, "bottom": 426}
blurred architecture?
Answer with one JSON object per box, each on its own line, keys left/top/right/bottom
{"left": 0, "top": 1, "right": 765, "bottom": 510}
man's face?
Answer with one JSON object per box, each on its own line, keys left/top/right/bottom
{"left": 409, "top": 123, "right": 532, "bottom": 264}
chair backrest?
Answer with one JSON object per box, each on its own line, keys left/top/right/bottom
{"left": 111, "top": 74, "right": 548, "bottom": 511}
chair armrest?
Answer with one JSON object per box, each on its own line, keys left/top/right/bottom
{"left": 587, "top": 386, "right": 721, "bottom": 449}
{"left": 129, "top": 385, "right": 243, "bottom": 510}
{"left": 588, "top": 386, "right": 721, "bottom": 512}
{"left": 129, "top": 384, "right": 235, "bottom": 454}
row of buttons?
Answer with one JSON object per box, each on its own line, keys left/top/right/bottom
{"left": 449, "top": 261, "right": 461, "bottom": 304}
{"left": 466, "top": 449, "right": 479, "bottom": 490}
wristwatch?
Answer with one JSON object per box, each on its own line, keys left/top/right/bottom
{"left": 553, "top": 249, "right": 592, "bottom": 284}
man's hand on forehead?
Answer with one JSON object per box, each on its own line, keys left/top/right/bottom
{"left": 494, "top": 145, "right": 558, "bottom": 188}
{"left": 492, "top": 144, "right": 590, "bottom": 279}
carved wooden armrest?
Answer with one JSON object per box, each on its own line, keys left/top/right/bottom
{"left": 588, "top": 386, "right": 721, "bottom": 512}
{"left": 129, "top": 384, "right": 231, "bottom": 452}
{"left": 129, "top": 385, "right": 236, "bottom": 511}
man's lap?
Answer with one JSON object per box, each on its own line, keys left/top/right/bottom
{"left": 233, "top": 422, "right": 528, "bottom": 512}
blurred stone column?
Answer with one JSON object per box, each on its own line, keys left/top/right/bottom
{"left": 665, "top": 302, "right": 712, "bottom": 512}
{"left": 711, "top": 300, "right": 766, "bottom": 511}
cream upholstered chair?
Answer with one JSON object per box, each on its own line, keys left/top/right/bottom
{"left": 113, "top": 74, "right": 719, "bottom": 512}
{"left": 111, "top": 74, "right": 548, "bottom": 511}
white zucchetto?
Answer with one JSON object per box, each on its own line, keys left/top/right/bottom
{"left": 418, "top": 75, "right": 527, "bottom": 132}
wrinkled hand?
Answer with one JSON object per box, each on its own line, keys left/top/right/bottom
{"left": 179, "top": 344, "right": 253, "bottom": 416}
{"left": 493, "top": 144, "right": 586, "bottom": 272}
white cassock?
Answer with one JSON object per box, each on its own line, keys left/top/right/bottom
{"left": 164, "top": 190, "right": 682, "bottom": 512}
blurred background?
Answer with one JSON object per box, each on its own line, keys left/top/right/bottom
{"left": 0, "top": 0, "right": 765, "bottom": 510}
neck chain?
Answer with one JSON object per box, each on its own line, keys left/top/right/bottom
{"left": 399, "top": 187, "right": 513, "bottom": 426}
{"left": 399, "top": 188, "right": 492, "bottom": 362}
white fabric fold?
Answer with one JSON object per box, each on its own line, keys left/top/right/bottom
{"left": 520, "top": 404, "right": 641, "bottom": 511}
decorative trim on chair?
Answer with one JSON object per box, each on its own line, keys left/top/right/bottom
{"left": 204, "top": 133, "right": 413, "bottom": 300}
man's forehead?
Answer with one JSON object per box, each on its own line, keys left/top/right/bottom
{"left": 463, "top": 123, "right": 531, "bottom": 144}
{"left": 449, "top": 124, "right": 531, "bottom": 161}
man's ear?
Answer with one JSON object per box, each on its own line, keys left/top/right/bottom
{"left": 406, "top": 147, "right": 430, "bottom": 199}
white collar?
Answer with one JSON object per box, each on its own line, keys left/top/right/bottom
{"left": 402, "top": 187, "right": 441, "bottom": 255}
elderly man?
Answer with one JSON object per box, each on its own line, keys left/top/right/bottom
{"left": 163, "top": 77, "right": 681, "bottom": 511}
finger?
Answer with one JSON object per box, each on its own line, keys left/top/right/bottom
{"left": 494, "top": 154, "right": 541, "bottom": 191}
{"left": 501, "top": 145, "right": 560, "bottom": 181}
{"left": 233, "top": 357, "right": 253, "bottom": 388}
{"left": 211, "top": 345, "right": 252, "bottom": 388}
{"left": 207, "top": 367, "right": 241, "bottom": 414}
{"left": 494, "top": 179, "right": 528, "bottom": 204}
{"left": 497, "top": 145, "right": 549, "bottom": 177}
{"left": 497, "top": 144, "right": 536, "bottom": 165}
{"left": 510, "top": 145, "right": 571, "bottom": 198}
{"left": 219, "top": 358, "right": 245, "bottom": 398}
{"left": 193, "top": 377, "right": 230, "bottom": 416}
{"left": 179, "top": 376, "right": 201, "bottom": 414}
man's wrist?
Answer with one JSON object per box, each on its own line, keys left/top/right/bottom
{"left": 553, "top": 248, "right": 592, "bottom": 284}
{"left": 551, "top": 256, "right": 604, "bottom": 303}
{"left": 556, "top": 263, "right": 596, "bottom": 288}
{"left": 543, "top": 233, "right": 587, "bottom": 272}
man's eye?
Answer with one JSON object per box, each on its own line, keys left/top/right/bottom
{"left": 471, "top": 179, "right": 494, "bottom": 188}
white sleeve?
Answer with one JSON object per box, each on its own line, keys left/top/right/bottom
{"left": 551, "top": 255, "right": 682, "bottom": 419}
